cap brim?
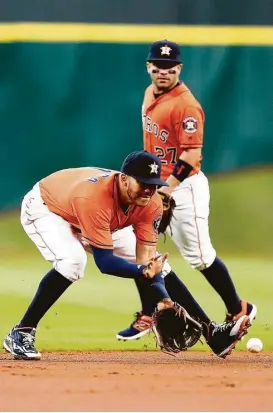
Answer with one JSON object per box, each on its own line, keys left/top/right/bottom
{"left": 133, "top": 176, "right": 169, "bottom": 187}
{"left": 148, "top": 58, "right": 181, "bottom": 64}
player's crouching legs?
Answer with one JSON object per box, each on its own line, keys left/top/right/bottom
{"left": 21, "top": 183, "right": 88, "bottom": 283}
{"left": 54, "top": 245, "right": 87, "bottom": 282}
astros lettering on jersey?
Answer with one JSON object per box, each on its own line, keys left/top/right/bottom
{"left": 142, "top": 82, "right": 204, "bottom": 180}
{"left": 39, "top": 167, "right": 163, "bottom": 249}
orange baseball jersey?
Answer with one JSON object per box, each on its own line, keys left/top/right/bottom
{"left": 39, "top": 167, "right": 162, "bottom": 249}
{"left": 142, "top": 82, "right": 204, "bottom": 180}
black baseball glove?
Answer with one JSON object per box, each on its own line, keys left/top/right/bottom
{"left": 157, "top": 191, "right": 176, "bottom": 234}
{"left": 152, "top": 303, "right": 203, "bottom": 353}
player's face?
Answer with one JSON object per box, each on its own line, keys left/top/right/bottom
{"left": 147, "top": 61, "right": 182, "bottom": 92}
{"left": 127, "top": 177, "right": 157, "bottom": 207}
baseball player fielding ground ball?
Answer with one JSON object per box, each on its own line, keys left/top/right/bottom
{"left": 3, "top": 151, "right": 177, "bottom": 360}
{"left": 3, "top": 149, "right": 252, "bottom": 359}
{"left": 116, "top": 40, "right": 257, "bottom": 354}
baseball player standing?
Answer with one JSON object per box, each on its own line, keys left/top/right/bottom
{"left": 117, "top": 40, "right": 257, "bottom": 340}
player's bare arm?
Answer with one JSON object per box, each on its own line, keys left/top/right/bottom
{"left": 136, "top": 242, "right": 157, "bottom": 264}
{"left": 160, "top": 147, "right": 202, "bottom": 195}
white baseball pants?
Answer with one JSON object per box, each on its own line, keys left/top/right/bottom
{"left": 20, "top": 183, "right": 171, "bottom": 282}
{"left": 167, "top": 171, "right": 216, "bottom": 270}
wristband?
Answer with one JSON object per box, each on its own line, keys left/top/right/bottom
{"left": 172, "top": 159, "right": 193, "bottom": 182}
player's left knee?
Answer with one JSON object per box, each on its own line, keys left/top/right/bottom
{"left": 182, "top": 248, "right": 216, "bottom": 271}
{"left": 55, "top": 251, "right": 87, "bottom": 282}
{"left": 194, "top": 262, "right": 211, "bottom": 271}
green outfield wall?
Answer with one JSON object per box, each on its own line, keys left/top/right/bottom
{"left": 0, "top": 23, "right": 272, "bottom": 209}
{"left": 0, "top": 0, "right": 273, "bottom": 25}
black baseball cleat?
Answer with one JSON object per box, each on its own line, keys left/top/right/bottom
{"left": 225, "top": 300, "right": 257, "bottom": 323}
{"left": 3, "top": 326, "right": 41, "bottom": 360}
{"left": 206, "top": 315, "right": 251, "bottom": 359}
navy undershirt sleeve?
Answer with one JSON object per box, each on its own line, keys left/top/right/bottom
{"left": 91, "top": 246, "right": 144, "bottom": 279}
{"left": 91, "top": 246, "right": 170, "bottom": 300}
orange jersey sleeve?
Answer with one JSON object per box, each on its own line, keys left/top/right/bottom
{"left": 175, "top": 105, "right": 205, "bottom": 149}
{"left": 133, "top": 195, "right": 163, "bottom": 246}
{"left": 72, "top": 197, "right": 113, "bottom": 249}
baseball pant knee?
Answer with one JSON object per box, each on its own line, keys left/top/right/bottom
{"left": 180, "top": 247, "right": 216, "bottom": 271}
{"left": 55, "top": 251, "right": 87, "bottom": 282}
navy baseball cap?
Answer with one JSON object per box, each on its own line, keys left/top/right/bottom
{"left": 121, "top": 151, "right": 169, "bottom": 186}
{"left": 147, "top": 40, "right": 181, "bottom": 64}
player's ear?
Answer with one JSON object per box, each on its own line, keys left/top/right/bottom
{"left": 146, "top": 62, "right": 152, "bottom": 74}
{"left": 120, "top": 173, "right": 128, "bottom": 186}
{"left": 178, "top": 64, "right": 183, "bottom": 74}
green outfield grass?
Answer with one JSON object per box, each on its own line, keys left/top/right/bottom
{"left": 0, "top": 169, "right": 272, "bottom": 352}
{"left": 0, "top": 255, "right": 272, "bottom": 352}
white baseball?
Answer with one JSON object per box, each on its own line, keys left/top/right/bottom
{"left": 246, "top": 338, "right": 263, "bottom": 353}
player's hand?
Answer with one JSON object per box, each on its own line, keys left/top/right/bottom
{"left": 142, "top": 253, "right": 169, "bottom": 279}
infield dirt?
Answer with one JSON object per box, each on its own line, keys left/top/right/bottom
{"left": 0, "top": 351, "right": 272, "bottom": 411}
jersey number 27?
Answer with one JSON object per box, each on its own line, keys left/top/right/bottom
{"left": 154, "top": 146, "right": 177, "bottom": 165}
